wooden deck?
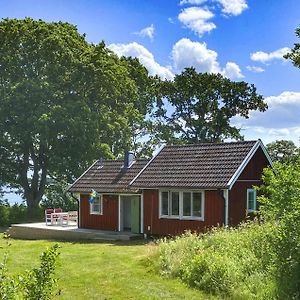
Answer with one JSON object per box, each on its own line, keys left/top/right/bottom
{"left": 7, "top": 223, "right": 143, "bottom": 242}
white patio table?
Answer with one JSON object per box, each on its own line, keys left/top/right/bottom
{"left": 51, "top": 212, "right": 69, "bottom": 226}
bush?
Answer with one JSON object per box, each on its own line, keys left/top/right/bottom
{"left": 0, "top": 234, "right": 60, "bottom": 300}
{"left": 0, "top": 201, "right": 44, "bottom": 226}
{"left": 152, "top": 223, "right": 277, "bottom": 299}
{"left": 0, "top": 200, "right": 10, "bottom": 226}
{"left": 259, "top": 160, "right": 300, "bottom": 298}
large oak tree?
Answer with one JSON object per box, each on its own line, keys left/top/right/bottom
{"left": 155, "top": 68, "right": 267, "bottom": 143}
{"left": 0, "top": 18, "right": 154, "bottom": 214}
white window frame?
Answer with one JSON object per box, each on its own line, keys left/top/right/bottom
{"left": 247, "top": 188, "right": 257, "bottom": 213}
{"left": 90, "top": 195, "right": 103, "bottom": 215}
{"left": 159, "top": 190, "right": 205, "bottom": 221}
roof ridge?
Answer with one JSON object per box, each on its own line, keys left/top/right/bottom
{"left": 164, "top": 140, "right": 258, "bottom": 148}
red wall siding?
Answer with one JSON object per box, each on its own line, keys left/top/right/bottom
{"left": 229, "top": 147, "right": 270, "bottom": 226}
{"left": 80, "top": 194, "right": 118, "bottom": 231}
{"left": 143, "top": 190, "right": 224, "bottom": 235}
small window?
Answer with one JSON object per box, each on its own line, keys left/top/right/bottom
{"left": 90, "top": 195, "right": 103, "bottom": 215}
{"left": 247, "top": 189, "right": 256, "bottom": 212}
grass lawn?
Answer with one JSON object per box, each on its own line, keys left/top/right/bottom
{"left": 0, "top": 236, "right": 217, "bottom": 300}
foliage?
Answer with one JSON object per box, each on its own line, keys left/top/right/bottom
{"left": 155, "top": 68, "right": 267, "bottom": 143}
{"left": 0, "top": 18, "right": 155, "bottom": 213}
{"left": 41, "top": 180, "right": 78, "bottom": 212}
{"left": 0, "top": 235, "right": 60, "bottom": 300}
{"left": 151, "top": 224, "right": 277, "bottom": 299}
{"left": 266, "top": 139, "right": 299, "bottom": 163}
{"left": 259, "top": 160, "right": 300, "bottom": 299}
{"left": 284, "top": 26, "right": 300, "bottom": 68}
{"left": 0, "top": 200, "right": 30, "bottom": 226}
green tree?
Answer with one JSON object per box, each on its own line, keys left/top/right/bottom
{"left": 0, "top": 18, "right": 154, "bottom": 214}
{"left": 156, "top": 68, "right": 267, "bottom": 143}
{"left": 259, "top": 161, "right": 300, "bottom": 298}
{"left": 41, "top": 180, "right": 78, "bottom": 212}
{"left": 284, "top": 26, "right": 300, "bottom": 67}
{"left": 266, "top": 140, "right": 299, "bottom": 163}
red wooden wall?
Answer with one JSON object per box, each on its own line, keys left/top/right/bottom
{"left": 143, "top": 190, "right": 224, "bottom": 235}
{"left": 79, "top": 194, "right": 118, "bottom": 231}
{"left": 228, "top": 147, "right": 270, "bottom": 226}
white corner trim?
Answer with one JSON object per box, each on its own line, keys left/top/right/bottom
{"left": 129, "top": 144, "right": 166, "bottom": 186}
{"left": 68, "top": 160, "right": 99, "bottom": 191}
{"left": 227, "top": 140, "right": 273, "bottom": 190}
{"left": 140, "top": 193, "right": 144, "bottom": 234}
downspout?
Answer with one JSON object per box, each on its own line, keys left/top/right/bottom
{"left": 71, "top": 192, "right": 80, "bottom": 228}
{"left": 223, "top": 189, "right": 229, "bottom": 227}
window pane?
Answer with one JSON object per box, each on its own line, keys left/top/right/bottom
{"left": 192, "top": 192, "right": 202, "bottom": 217}
{"left": 183, "top": 192, "right": 191, "bottom": 216}
{"left": 161, "top": 192, "right": 169, "bottom": 215}
{"left": 248, "top": 190, "right": 255, "bottom": 211}
{"left": 92, "top": 197, "right": 101, "bottom": 213}
{"left": 171, "top": 192, "right": 179, "bottom": 216}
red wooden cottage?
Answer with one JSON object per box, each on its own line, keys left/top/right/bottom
{"left": 69, "top": 140, "right": 273, "bottom": 236}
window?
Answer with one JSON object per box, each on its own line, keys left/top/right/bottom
{"left": 90, "top": 195, "right": 103, "bottom": 215}
{"left": 247, "top": 189, "right": 256, "bottom": 212}
{"left": 160, "top": 190, "right": 204, "bottom": 220}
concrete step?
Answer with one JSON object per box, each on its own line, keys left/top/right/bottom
{"left": 7, "top": 223, "right": 142, "bottom": 242}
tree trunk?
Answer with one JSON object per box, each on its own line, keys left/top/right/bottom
{"left": 26, "top": 196, "right": 42, "bottom": 219}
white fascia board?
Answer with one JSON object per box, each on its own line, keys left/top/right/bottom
{"left": 68, "top": 160, "right": 98, "bottom": 192}
{"left": 129, "top": 144, "right": 166, "bottom": 187}
{"left": 227, "top": 140, "right": 273, "bottom": 190}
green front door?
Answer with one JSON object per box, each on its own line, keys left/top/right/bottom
{"left": 131, "top": 196, "right": 140, "bottom": 233}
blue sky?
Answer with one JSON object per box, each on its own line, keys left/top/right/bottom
{"left": 2, "top": 0, "right": 300, "bottom": 145}
{"left": 1, "top": 0, "right": 300, "bottom": 202}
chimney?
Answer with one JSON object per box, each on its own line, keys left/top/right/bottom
{"left": 124, "top": 150, "right": 135, "bottom": 168}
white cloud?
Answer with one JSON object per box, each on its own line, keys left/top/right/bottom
{"left": 108, "top": 42, "right": 174, "bottom": 80}
{"left": 178, "top": 7, "right": 216, "bottom": 37}
{"left": 216, "top": 0, "right": 248, "bottom": 16}
{"left": 179, "top": 0, "right": 207, "bottom": 5}
{"left": 179, "top": 0, "right": 248, "bottom": 16}
{"left": 172, "top": 38, "right": 219, "bottom": 73}
{"left": 250, "top": 47, "right": 290, "bottom": 64}
{"left": 222, "top": 62, "right": 244, "bottom": 79}
{"left": 171, "top": 38, "right": 243, "bottom": 79}
{"left": 265, "top": 91, "right": 300, "bottom": 106}
{"left": 134, "top": 24, "right": 155, "bottom": 41}
{"left": 246, "top": 65, "right": 265, "bottom": 73}
{"left": 231, "top": 91, "right": 300, "bottom": 146}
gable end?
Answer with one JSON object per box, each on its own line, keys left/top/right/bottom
{"left": 227, "top": 139, "right": 273, "bottom": 190}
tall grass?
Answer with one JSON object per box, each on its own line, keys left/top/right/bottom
{"left": 150, "top": 222, "right": 278, "bottom": 299}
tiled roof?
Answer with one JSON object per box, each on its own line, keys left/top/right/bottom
{"left": 69, "top": 159, "right": 148, "bottom": 193}
{"left": 130, "top": 141, "right": 257, "bottom": 189}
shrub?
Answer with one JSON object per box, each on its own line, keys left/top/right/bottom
{"left": 0, "top": 201, "right": 44, "bottom": 226}
{"left": 0, "top": 234, "right": 60, "bottom": 299}
{"left": 259, "top": 160, "right": 300, "bottom": 298}
{"left": 0, "top": 200, "right": 10, "bottom": 226}
{"left": 152, "top": 223, "right": 277, "bottom": 299}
